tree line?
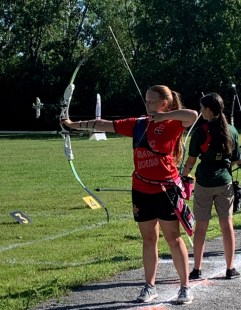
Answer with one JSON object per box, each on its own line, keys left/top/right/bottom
{"left": 1, "top": 0, "right": 241, "bottom": 130}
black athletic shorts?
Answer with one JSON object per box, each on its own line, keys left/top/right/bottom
{"left": 132, "top": 187, "right": 178, "bottom": 222}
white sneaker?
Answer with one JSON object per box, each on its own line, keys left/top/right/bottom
{"left": 176, "top": 285, "right": 194, "bottom": 304}
{"left": 137, "top": 284, "right": 158, "bottom": 303}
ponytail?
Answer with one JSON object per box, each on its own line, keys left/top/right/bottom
{"left": 148, "top": 85, "right": 184, "bottom": 163}
{"left": 201, "top": 93, "right": 234, "bottom": 154}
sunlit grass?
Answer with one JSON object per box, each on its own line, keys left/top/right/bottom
{"left": 0, "top": 134, "right": 240, "bottom": 309}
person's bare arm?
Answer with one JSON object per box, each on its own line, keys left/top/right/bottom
{"left": 62, "top": 119, "right": 115, "bottom": 133}
{"left": 150, "top": 109, "right": 198, "bottom": 128}
{"left": 182, "top": 156, "right": 197, "bottom": 176}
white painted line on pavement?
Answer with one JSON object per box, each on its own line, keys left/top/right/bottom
{"left": 131, "top": 253, "right": 241, "bottom": 309}
{"left": 157, "top": 252, "right": 241, "bottom": 306}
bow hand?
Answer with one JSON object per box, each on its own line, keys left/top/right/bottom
{"left": 60, "top": 118, "right": 73, "bottom": 127}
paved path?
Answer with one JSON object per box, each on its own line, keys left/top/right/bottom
{"left": 33, "top": 230, "right": 241, "bottom": 310}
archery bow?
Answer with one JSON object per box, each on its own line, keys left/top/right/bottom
{"left": 59, "top": 43, "right": 109, "bottom": 222}
{"left": 179, "top": 112, "right": 202, "bottom": 173}
{"left": 179, "top": 92, "right": 205, "bottom": 173}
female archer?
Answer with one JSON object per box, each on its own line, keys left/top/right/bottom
{"left": 61, "top": 85, "right": 198, "bottom": 304}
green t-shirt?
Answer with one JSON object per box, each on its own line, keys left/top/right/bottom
{"left": 189, "top": 123, "right": 240, "bottom": 187}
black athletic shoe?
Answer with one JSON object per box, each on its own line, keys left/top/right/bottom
{"left": 226, "top": 268, "right": 240, "bottom": 279}
{"left": 189, "top": 268, "right": 202, "bottom": 280}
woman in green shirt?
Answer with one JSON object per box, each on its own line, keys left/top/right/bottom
{"left": 183, "top": 93, "right": 240, "bottom": 280}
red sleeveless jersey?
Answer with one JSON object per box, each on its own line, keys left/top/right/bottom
{"left": 114, "top": 117, "right": 185, "bottom": 193}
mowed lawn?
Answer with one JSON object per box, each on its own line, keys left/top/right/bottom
{"left": 0, "top": 133, "right": 240, "bottom": 310}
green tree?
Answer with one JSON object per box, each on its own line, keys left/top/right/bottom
{"left": 1, "top": 0, "right": 241, "bottom": 129}
{"left": 0, "top": 0, "right": 144, "bottom": 129}
{"left": 134, "top": 0, "right": 241, "bottom": 111}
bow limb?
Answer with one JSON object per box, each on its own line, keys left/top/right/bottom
{"left": 62, "top": 133, "right": 109, "bottom": 222}
{"left": 179, "top": 92, "right": 205, "bottom": 173}
{"left": 183, "top": 112, "right": 202, "bottom": 149}
{"left": 179, "top": 113, "right": 202, "bottom": 174}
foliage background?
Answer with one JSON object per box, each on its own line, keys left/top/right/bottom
{"left": 1, "top": 0, "right": 241, "bottom": 130}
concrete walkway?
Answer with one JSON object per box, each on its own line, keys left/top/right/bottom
{"left": 33, "top": 230, "right": 241, "bottom": 310}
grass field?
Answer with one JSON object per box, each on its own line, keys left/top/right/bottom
{"left": 0, "top": 133, "right": 240, "bottom": 310}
